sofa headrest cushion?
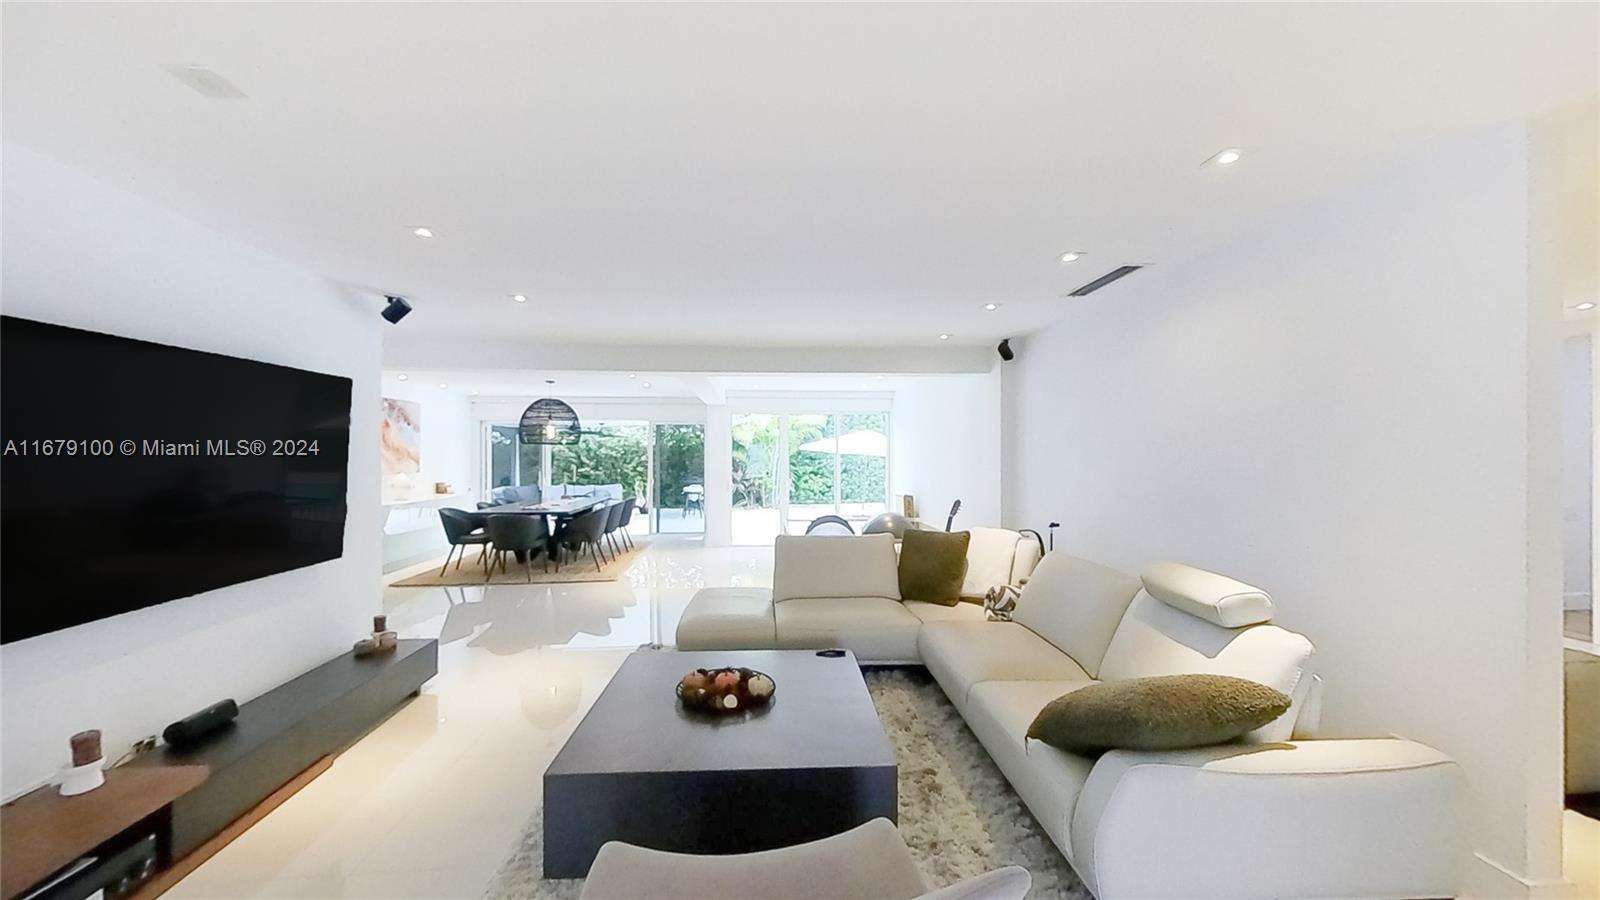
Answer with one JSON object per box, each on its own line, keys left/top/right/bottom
{"left": 1141, "top": 562, "right": 1274, "bottom": 628}
{"left": 773, "top": 533, "right": 901, "bottom": 602}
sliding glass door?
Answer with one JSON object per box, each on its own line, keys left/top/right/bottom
{"left": 731, "top": 411, "right": 889, "bottom": 544}
{"left": 732, "top": 414, "right": 782, "bottom": 545}
{"left": 483, "top": 418, "right": 707, "bottom": 536}
{"left": 486, "top": 423, "right": 541, "bottom": 490}
{"left": 549, "top": 421, "right": 649, "bottom": 498}
{"left": 838, "top": 413, "right": 889, "bottom": 524}
{"left": 652, "top": 423, "right": 705, "bottom": 534}
{"left": 786, "top": 414, "right": 835, "bottom": 536}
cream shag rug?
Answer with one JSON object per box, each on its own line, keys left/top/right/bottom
{"left": 482, "top": 668, "right": 1090, "bottom": 899}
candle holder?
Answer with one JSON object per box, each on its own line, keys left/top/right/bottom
{"left": 60, "top": 729, "right": 105, "bottom": 796}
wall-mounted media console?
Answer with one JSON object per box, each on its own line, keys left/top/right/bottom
{"left": 0, "top": 639, "right": 437, "bottom": 900}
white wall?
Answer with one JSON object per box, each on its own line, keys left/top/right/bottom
{"left": 380, "top": 377, "right": 476, "bottom": 504}
{"left": 378, "top": 378, "right": 476, "bottom": 571}
{"left": 1002, "top": 125, "right": 1566, "bottom": 896}
{"left": 0, "top": 145, "right": 381, "bottom": 798}
{"left": 891, "top": 373, "right": 1004, "bottom": 528}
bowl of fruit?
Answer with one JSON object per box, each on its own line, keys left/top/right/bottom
{"left": 676, "top": 667, "right": 776, "bottom": 715}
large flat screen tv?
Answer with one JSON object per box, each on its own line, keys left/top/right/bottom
{"left": 1, "top": 316, "right": 353, "bottom": 644}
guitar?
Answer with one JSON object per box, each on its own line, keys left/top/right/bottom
{"left": 944, "top": 499, "right": 962, "bottom": 532}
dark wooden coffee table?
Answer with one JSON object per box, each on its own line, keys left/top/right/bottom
{"left": 543, "top": 649, "right": 897, "bottom": 878}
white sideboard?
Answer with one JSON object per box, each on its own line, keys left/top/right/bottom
{"left": 382, "top": 493, "right": 465, "bottom": 573}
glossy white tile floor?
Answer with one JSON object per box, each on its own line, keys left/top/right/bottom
{"left": 167, "top": 535, "right": 773, "bottom": 900}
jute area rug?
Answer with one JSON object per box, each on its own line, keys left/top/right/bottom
{"left": 482, "top": 668, "right": 1090, "bottom": 899}
{"left": 392, "top": 541, "right": 644, "bottom": 587}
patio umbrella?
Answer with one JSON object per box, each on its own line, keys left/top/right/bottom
{"left": 797, "top": 430, "right": 888, "bottom": 457}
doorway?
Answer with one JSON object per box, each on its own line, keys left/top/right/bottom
{"left": 652, "top": 423, "right": 705, "bottom": 535}
{"left": 731, "top": 411, "right": 890, "bottom": 544}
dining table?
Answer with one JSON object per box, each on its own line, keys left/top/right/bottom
{"left": 476, "top": 495, "right": 612, "bottom": 562}
{"left": 477, "top": 495, "right": 610, "bottom": 518}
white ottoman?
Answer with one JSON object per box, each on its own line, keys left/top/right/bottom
{"left": 676, "top": 587, "right": 777, "bottom": 650}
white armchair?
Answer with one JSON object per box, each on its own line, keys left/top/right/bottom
{"left": 579, "top": 818, "right": 1030, "bottom": 900}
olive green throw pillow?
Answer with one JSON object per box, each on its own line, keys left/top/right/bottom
{"left": 897, "top": 529, "right": 971, "bottom": 606}
{"left": 1026, "top": 674, "right": 1292, "bottom": 754}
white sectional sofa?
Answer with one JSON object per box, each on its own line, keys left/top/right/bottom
{"left": 676, "top": 532, "right": 1041, "bottom": 662}
{"left": 676, "top": 535, "right": 1466, "bottom": 900}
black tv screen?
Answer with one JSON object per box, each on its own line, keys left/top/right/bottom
{"left": 1, "top": 316, "right": 352, "bottom": 644}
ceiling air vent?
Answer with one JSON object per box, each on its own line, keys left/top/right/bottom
{"left": 1068, "top": 265, "right": 1144, "bottom": 297}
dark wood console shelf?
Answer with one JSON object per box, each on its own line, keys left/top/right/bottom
{"left": 0, "top": 766, "right": 208, "bottom": 899}
{"left": 1, "top": 638, "right": 437, "bottom": 900}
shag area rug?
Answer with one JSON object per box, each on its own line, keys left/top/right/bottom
{"left": 482, "top": 668, "right": 1090, "bottom": 899}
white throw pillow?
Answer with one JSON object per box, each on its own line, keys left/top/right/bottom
{"left": 772, "top": 533, "right": 902, "bottom": 602}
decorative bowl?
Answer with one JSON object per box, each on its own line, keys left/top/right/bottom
{"left": 676, "top": 666, "right": 776, "bottom": 714}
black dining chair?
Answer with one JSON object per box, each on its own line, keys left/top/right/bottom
{"left": 438, "top": 508, "right": 492, "bottom": 577}
{"left": 616, "top": 497, "right": 638, "bottom": 549}
{"left": 601, "top": 501, "right": 627, "bottom": 557}
{"left": 485, "top": 514, "right": 549, "bottom": 582}
{"left": 552, "top": 506, "right": 610, "bottom": 572}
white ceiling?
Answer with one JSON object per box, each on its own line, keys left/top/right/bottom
{"left": 384, "top": 369, "right": 920, "bottom": 401}
{"left": 4, "top": 3, "right": 1595, "bottom": 347}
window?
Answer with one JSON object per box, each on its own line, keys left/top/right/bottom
{"left": 731, "top": 411, "right": 889, "bottom": 544}
{"left": 487, "top": 424, "right": 540, "bottom": 489}
{"left": 550, "top": 421, "right": 649, "bottom": 498}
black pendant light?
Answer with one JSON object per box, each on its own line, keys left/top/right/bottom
{"left": 519, "top": 379, "right": 581, "bottom": 446}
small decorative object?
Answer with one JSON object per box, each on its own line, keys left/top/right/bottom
{"left": 900, "top": 494, "right": 918, "bottom": 519}
{"left": 434, "top": 481, "right": 451, "bottom": 494}
{"left": 676, "top": 667, "right": 776, "bottom": 715}
{"left": 60, "top": 730, "right": 105, "bottom": 796}
{"left": 984, "top": 584, "right": 1021, "bottom": 622}
{"left": 519, "top": 379, "right": 582, "bottom": 446}
{"left": 354, "top": 614, "right": 399, "bottom": 657}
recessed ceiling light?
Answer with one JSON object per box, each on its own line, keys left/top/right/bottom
{"left": 511, "top": 294, "right": 527, "bottom": 303}
{"left": 1206, "top": 147, "right": 1244, "bottom": 167}
{"left": 1059, "top": 251, "right": 1083, "bottom": 264}
{"left": 938, "top": 333, "right": 951, "bottom": 341}
{"left": 396, "top": 373, "right": 408, "bottom": 381}
{"left": 470, "top": 390, "right": 480, "bottom": 396}
{"left": 875, "top": 375, "right": 886, "bottom": 380}
{"left": 411, "top": 227, "right": 434, "bottom": 238}
{"left": 641, "top": 381, "right": 652, "bottom": 389}
{"left": 627, "top": 373, "right": 637, "bottom": 379}
{"left": 983, "top": 303, "right": 999, "bottom": 311}
{"left": 1576, "top": 302, "right": 1597, "bottom": 311}
{"left": 438, "top": 383, "right": 448, "bottom": 389}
